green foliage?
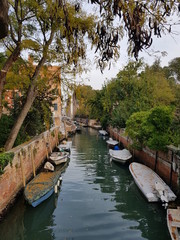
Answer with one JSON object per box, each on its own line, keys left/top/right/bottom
{"left": 0, "top": 152, "right": 14, "bottom": 175}
{"left": 126, "top": 106, "right": 173, "bottom": 151}
{"left": 0, "top": 88, "right": 53, "bottom": 148}
{"left": 126, "top": 111, "right": 149, "bottom": 149}
{"left": 74, "top": 85, "right": 96, "bottom": 118}
{"left": 0, "top": 115, "right": 14, "bottom": 147}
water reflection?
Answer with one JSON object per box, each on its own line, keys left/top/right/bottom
{"left": 73, "top": 128, "right": 170, "bottom": 240}
{"left": 0, "top": 128, "right": 171, "bottom": 240}
{"left": 0, "top": 163, "right": 69, "bottom": 240}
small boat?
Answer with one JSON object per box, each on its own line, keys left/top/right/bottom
{"left": 57, "top": 141, "right": 72, "bottom": 152}
{"left": 167, "top": 208, "right": 180, "bottom": 240}
{"left": 99, "top": 130, "right": 108, "bottom": 136}
{"left": 109, "top": 149, "right": 132, "bottom": 164}
{"left": 76, "top": 125, "right": 82, "bottom": 133}
{"left": 106, "top": 138, "right": 119, "bottom": 147}
{"left": 49, "top": 152, "right": 69, "bottom": 165}
{"left": 129, "top": 162, "right": 176, "bottom": 205}
{"left": 24, "top": 170, "right": 62, "bottom": 207}
{"left": 44, "top": 161, "right": 54, "bottom": 171}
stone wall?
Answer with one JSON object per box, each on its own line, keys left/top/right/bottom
{"left": 108, "top": 127, "right": 180, "bottom": 193}
{"left": 0, "top": 127, "right": 61, "bottom": 217}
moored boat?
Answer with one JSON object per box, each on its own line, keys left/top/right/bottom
{"left": 49, "top": 152, "right": 69, "bottom": 165}
{"left": 24, "top": 170, "right": 62, "bottom": 207}
{"left": 57, "top": 141, "right": 72, "bottom": 152}
{"left": 129, "top": 162, "right": 176, "bottom": 205}
{"left": 99, "top": 130, "right": 108, "bottom": 136}
{"left": 109, "top": 149, "right": 132, "bottom": 164}
{"left": 106, "top": 138, "right": 119, "bottom": 147}
{"left": 167, "top": 208, "right": 180, "bottom": 240}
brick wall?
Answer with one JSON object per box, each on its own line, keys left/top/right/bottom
{"left": 0, "top": 127, "right": 61, "bottom": 216}
{"left": 108, "top": 127, "right": 180, "bottom": 193}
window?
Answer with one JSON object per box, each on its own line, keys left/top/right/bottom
{"left": 54, "top": 103, "right": 58, "bottom": 111}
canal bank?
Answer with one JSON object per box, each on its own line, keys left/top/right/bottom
{"left": 108, "top": 127, "right": 180, "bottom": 194}
{"left": 75, "top": 118, "right": 180, "bottom": 194}
{"left": 0, "top": 127, "right": 171, "bottom": 240}
{"left": 0, "top": 127, "right": 62, "bottom": 218}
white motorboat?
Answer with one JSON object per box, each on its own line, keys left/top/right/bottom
{"left": 49, "top": 152, "right": 69, "bottom": 165}
{"left": 99, "top": 130, "right": 108, "bottom": 136}
{"left": 109, "top": 149, "right": 132, "bottom": 164}
{"left": 106, "top": 138, "right": 119, "bottom": 147}
{"left": 167, "top": 208, "right": 180, "bottom": 240}
{"left": 57, "top": 141, "right": 72, "bottom": 152}
{"left": 129, "top": 162, "right": 176, "bottom": 205}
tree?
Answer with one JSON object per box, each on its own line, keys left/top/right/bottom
{"left": 87, "top": 0, "right": 180, "bottom": 70}
{"left": 4, "top": 1, "right": 96, "bottom": 150}
{"left": 0, "top": 0, "right": 36, "bottom": 118}
{"left": 126, "top": 106, "right": 174, "bottom": 151}
{"left": 74, "top": 85, "right": 96, "bottom": 118}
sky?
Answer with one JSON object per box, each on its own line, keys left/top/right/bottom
{"left": 74, "top": 3, "right": 180, "bottom": 90}
{"left": 76, "top": 28, "right": 180, "bottom": 90}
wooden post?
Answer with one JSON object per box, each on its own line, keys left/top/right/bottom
{"left": 56, "top": 130, "right": 59, "bottom": 147}
{"left": 20, "top": 151, "right": 26, "bottom": 187}
{"left": 48, "top": 132, "right": 52, "bottom": 153}
{"left": 31, "top": 145, "right": 36, "bottom": 177}
{"left": 43, "top": 134, "right": 49, "bottom": 159}
{"left": 170, "top": 151, "right": 174, "bottom": 187}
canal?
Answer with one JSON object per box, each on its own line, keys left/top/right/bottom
{"left": 0, "top": 127, "right": 170, "bottom": 240}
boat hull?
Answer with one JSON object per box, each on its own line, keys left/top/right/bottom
{"left": 31, "top": 188, "right": 54, "bottom": 207}
{"left": 99, "top": 130, "right": 108, "bottom": 136}
{"left": 167, "top": 208, "right": 180, "bottom": 240}
{"left": 129, "top": 162, "right": 176, "bottom": 203}
{"left": 24, "top": 171, "right": 61, "bottom": 207}
{"left": 109, "top": 149, "right": 132, "bottom": 164}
{"left": 49, "top": 152, "right": 69, "bottom": 165}
{"left": 106, "top": 139, "right": 119, "bottom": 147}
{"left": 51, "top": 157, "right": 67, "bottom": 165}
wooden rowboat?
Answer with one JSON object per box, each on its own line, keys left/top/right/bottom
{"left": 57, "top": 141, "right": 72, "bottom": 152}
{"left": 49, "top": 152, "right": 69, "bottom": 165}
{"left": 167, "top": 208, "right": 180, "bottom": 240}
{"left": 109, "top": 149, "right": 132, "bottom": 164}
{"left": 24, "top": 170, "right": 62, "bottom": 207}
{"left": 129, "top": 162, "right": 176, "bottom": 205}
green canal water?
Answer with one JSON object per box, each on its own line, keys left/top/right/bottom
{"left": 0, "top": 127, "right": 171, "bottom": 240}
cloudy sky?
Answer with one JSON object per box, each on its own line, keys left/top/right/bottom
{"left": 76, "top": 28, "right": 180, "bottom": 90}
{"left": 75, "top": 4, "right": 180, "bottom": 90}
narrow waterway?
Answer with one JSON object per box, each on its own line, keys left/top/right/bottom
{"left": 0, "top": 127, "right": 170, "bottom": 240}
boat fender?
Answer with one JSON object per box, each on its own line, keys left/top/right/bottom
{"left": 160, "top": 194, "right": 168, "bottom": 204}
{"left": 57, "top": 180, "right": 60, "bottom": 187}
{"left": 59, "top": 176, "right": 62, "bottom": 182}
{"left": 162, "top": 202, "right": 168, "bottom": 209}
{"left": 146, "top": 192, "right": 155, "bottom": 201}
{"left": 54, "top": 185, "right": 58, "bottom": 194}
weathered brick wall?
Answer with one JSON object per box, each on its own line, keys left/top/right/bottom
{"left": 0, "top": 127, "right": 61, "bottom": 216}
{"left": 108, "top": 127, "right": 180, "bottom": 193}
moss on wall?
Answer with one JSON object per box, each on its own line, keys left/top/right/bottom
{"left": 0, "top": 152, "right": 14, "bottom": 175}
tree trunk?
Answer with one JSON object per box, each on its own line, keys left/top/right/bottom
{"left": 4, "top": 27, "right": 55, "bottom": 150}
{"left": 0, "top": 44, "right": 21, "bottom": 118}
{"left": 4, "top": 84, "right": 37, "bottom": 151}
{"left": 0, "top": 0, "right": 8, "bottom": 39}
{"left": 4, "top": 54, "right": 47, "bottom": 151}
